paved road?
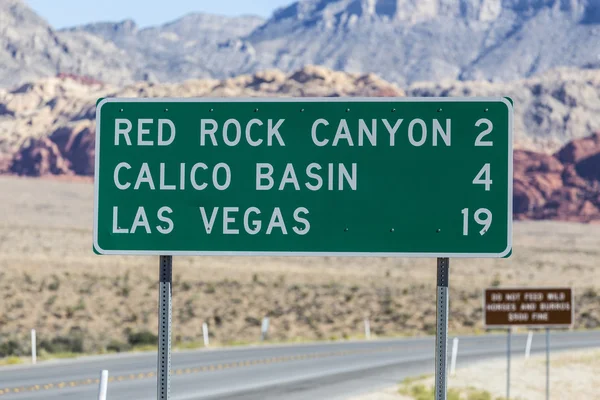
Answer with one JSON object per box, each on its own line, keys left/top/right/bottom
{"left": 0, "top": 331, "right": 598, "bottom": 399}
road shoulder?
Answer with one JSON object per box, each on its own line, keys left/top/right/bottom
{"left": 350, "top": 347, "right": 600, "bottom": 400}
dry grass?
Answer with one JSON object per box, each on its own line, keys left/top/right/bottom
{"left": 399, "top": 384, "right": 496, "bottom": 400}
{"left": 1, "top": 176, "right": 599, "bottom": 357}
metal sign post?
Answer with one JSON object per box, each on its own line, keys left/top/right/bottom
{"left": 435, "top": 258, "right": 449, "bottom": 400}
{"left": 158, "top": 256, "right": 173, "bottom": 400}
{"left": 546, "top": 328, "right": 550, "bottom": 400}
{"left": 507, "top": 327, "right": 511, "bottom": 400}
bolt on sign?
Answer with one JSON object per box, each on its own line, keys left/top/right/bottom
{"left": 484, "top": 288, "right": 573, "bottom": 327}
{"left": 93, "top": 98, "right": 513, "bottom": 257}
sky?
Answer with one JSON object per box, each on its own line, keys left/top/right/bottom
{"left": 26, "top": 0, "right": 293, "bottom": 28}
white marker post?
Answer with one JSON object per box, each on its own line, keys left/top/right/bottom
{"left": 450, "top": 337, "right": 459, "bottom": 376}
{"left": 31, "top": 329, "right": 36, "bottom": 365}
{"left": 97, "top": 370, "right": 108, "bottom": 400}
{"left": 525, "top": 331, "right": 533, "bottom": 360}
{"left": 261, "top": 317, "right": 270, "bottom": 341}
{"left": 202, "top": 322, "right": 209, "bottom": 347}
{"left": 364, "top": 318, "right": 371, "bottom": 340}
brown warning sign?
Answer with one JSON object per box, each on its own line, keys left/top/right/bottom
{"left": 484, "top": 288, "right": 573, "bottom": 327}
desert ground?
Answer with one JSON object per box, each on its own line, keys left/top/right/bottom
{"left": 0, "top": 176, "right": 599, "bottom": 358}
{"left": 352, "top": 348, "right": 600, "bottom": 400}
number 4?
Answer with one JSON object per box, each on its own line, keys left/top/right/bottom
{"left": 473, "top": 163, "right": 492, "bottom": 191}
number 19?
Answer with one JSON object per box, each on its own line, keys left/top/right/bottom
{"left": 462, "top": 208, "right": 492, "bottom": 236}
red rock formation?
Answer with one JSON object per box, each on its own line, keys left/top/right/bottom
{"left": 513, "top": 150, "right": 564, "bottom": 216}
{"left": 555, "top": 132, "right": 600, "bottom": 164}
{"left": 0, "top": 156, "right": 11, "bottom": 173}
{"left": 49, "top": 123, "right": 95, "bottom": 175}
{"left": 56, "top": 73, "right": 104, "bottom": 86}
{"left": 514, "top": 132, "right": 600, "bottom": 222}
{"left": 10, "top": 137, "right": 72, "bottom": 176}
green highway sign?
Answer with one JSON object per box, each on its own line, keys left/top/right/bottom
{"left": 94, "top": 98, "right": 513, "bottom": 257}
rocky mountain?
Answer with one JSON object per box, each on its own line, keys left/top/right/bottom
{"left": 0, "top": 0, "right": 134, "bottom": 87}
{"left": 62, "top": 13, "right": 266, "bottom": 83}
{"left": 243, "top": 0, "right": 600, "bottom": 85}
{"left": 407, "top": 67, "right": 600, "bottom": 153}
{"left": 1, "top": 0, "right": 599, "bottom": 87}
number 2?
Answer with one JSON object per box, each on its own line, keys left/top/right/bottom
{"left": 475, "top": 119, "right": 493, "bottom": 146}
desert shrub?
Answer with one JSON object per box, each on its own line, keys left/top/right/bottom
{"left": 205, "top": 283, "right": 216, "bottom": 294}
{"left": 583, "top": 287, "right": 598, "bottom": 298}
{"left": 127, "top": 330, "right": 157, "bottom": 346}
{"left": 491, "top": 274, "right": 501, "bottom": 287}
{"left": 40, "top": 335, "right": 84, "bottom": 353}
{"left": 48, "top": 275, "right": 60, "bottom": 291}
{"left": 244, "top": 316, "right": 261, "bottom": 326}
{"left": 0, "top": 339, "right": 23, "bottom": 357}
{"left": 106, "top": 340, "right": 132, "bottom": 353}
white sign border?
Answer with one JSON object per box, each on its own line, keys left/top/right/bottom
{"left": 94, "top": 97, "right": 514, "bottom": 258}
